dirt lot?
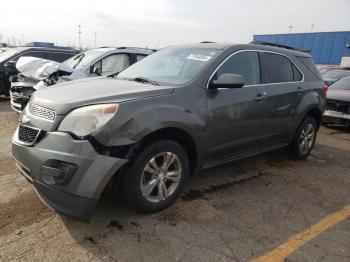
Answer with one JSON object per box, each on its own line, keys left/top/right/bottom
{"left": 0, "top": 99, "right": 349, "bottom": 262}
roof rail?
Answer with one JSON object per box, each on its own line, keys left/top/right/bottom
{"left": 117, "top": 46, "right": 157, "bottom": 51}
{"left": 200, "top": 41, "right": 216, "bottom": 43}
{"left": 250, "top": 41, "right": 296, "bottom": 50}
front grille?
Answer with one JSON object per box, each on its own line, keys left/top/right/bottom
{"left": 29, "top": 104, "right": 56, "bottom": 121}
{"left": 18, "top": 124, "right": 41, "bottom": 146}
{"left": 326, "top": 100, "right": 350, "bottom": 114}
{"left": 11, "top": 92, "right": 30, "bottom": 109}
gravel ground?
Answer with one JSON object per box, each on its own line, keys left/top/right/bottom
{"left": 0, "top": 99, "right": 349, "bottom": 262}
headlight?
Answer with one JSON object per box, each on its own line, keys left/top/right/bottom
{"left": 58, "top": 104, "right": 118, "bottom": 137}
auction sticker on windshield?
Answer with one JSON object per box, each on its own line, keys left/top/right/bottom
{"left": 186, "top": 54, "right": 212, "bottom": 62}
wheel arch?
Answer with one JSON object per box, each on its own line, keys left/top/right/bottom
{"left": 129, "top": 127, "right": 198, "bottom": 175}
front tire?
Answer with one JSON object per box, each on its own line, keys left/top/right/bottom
{"left": 291, "top": 117, "right": 318, "bottom": 159}
{"left": 121, "top": 140, "right": 189, "bottom": 213}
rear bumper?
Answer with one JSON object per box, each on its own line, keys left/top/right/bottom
{"left": 12, "top": 130, "right": 128, "bottom": 220}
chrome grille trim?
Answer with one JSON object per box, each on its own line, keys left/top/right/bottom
{"left": 16, "top": 124, "right": 42, "bottom": 146}
{"left": 29, "top": 104, "right": 56, "bottom": 121}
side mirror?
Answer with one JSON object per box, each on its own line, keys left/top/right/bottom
{"left": 5, "top": 60, "right": 16, "bottom": 70}
{"left": 209, "top": 74, "right": 245, "bottom": 89}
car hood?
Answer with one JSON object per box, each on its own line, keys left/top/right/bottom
{"left": 327, "top": 89, "right": 350, "bottom": 102}
{"left": 16, "top": 56, "right": 73, "bottom": 80}
{"left": 31, "top": 77, "right": 174, "bottom": 114}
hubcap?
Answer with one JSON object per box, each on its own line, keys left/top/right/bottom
{"left": 140, "top": 152, "right": 182, "bottom": 203}
{"left": 299, "top": 123, "right": 315, "bottom": 154}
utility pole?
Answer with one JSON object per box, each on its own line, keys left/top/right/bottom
{"left": 288, "top": 25, "right": 293, "bottom": 34}
{"left": 310, "top": 23, "right": 315, "bottom": 33}
{"left": 78, "top": 25, "right": 82, "bottom": 50}
{"left": 94, "top": 32, "right": 97, "bottom": 48}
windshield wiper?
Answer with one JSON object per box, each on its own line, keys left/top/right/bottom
{"left": 126, "top": 77, "right": 159, "bottom": 86}
{"left": 72, "top": 54, "right": 85, "bottom": 69}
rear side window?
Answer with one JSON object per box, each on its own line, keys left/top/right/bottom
{"left": 260, "top": 53, "right": 294, "bottom": 84}
{"left": 215, "top": 51, "right": 260, "bottom": 86}
{"left": 297, "top": 57, "right": 322, "bottom": 80}
{"left": 292, "top": 64, "right": 303, "bottom": 81}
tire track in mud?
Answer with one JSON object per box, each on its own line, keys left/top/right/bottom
{"left": 182, "top": 171, "right": 270, "bottom": 201}
{"left": 0, "top": 190, "right": 54, "bottom": 236}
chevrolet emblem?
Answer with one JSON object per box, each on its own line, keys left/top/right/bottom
{"left": 20, "top": 114, "right": 31, "bottom": 124}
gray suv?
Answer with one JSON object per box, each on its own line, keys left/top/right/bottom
{"left": 12, "top": 42, "right": 325, "bottom": 221}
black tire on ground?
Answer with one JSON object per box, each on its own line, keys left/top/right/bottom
{"left": 121, "top": 140, "right": 189, "bottom": 213}
{"left": 291, "top": 117, "right": 318, "bottom": 159}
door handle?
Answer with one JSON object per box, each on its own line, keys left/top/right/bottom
{"left": 254, "top": 92, "right": 267, "bottom": 102}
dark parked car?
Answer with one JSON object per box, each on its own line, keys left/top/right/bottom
{"left": 323, "top": 76, "right": 350, "bottom": 126}
{"left": 322, "top": 69, "right": 350, "bottom": 87}
{"left": 0, "top": 47, "right": 77, "bottom": 96}
{"left": 12, "top": 42, "right": 325, "bottom": 221}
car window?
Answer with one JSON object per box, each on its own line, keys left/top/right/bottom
{"left": 292, "top": 63, "right": 303, "bottom": 81}
{"left": 215, "top": 51, "right": 260, "bottom": 86}
{"left": 260, "top": 53, "right": 294, "bottom": 84}
{"left": 64, "top": 49, "right": 107, "bottom": 70}
{"left": 44, "top": 52, "right": 75, "bottom": 62}
{"left": 322, "top": 70, "right": 350, "bottom": 79}
{"left": 118, "top": 47, "right": 221, "bottom": 86}
{"left": 297, "top": 56, "right": 322, "bottom": 80}
{"left": 101, "top": 54, "right": 130, "bottom": 73}
{"left": 16, "top": 51, "right": 45, "bottom": 61}
{"left": 330, "top": 76, "right": 350, "bottom": 90}
{"left": 136, "top": 54, "right": 147, "bottom": 61}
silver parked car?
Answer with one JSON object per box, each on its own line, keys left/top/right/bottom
{"left": 10, "top": 47, "right": 155, "bottom": 112}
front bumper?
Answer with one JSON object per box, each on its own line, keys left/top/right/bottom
{"left": 323, "top": 110, "right": 350, "bottom": 126}
{"left": 12, "top": 130, "right": 128, "bottom": 221}
{"left": 10, "top": 84, "right": 35, "bottom": 112}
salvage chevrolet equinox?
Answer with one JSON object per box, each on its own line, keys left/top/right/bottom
{"left": 12, "top": 42, "right": 325, "bottom": 221}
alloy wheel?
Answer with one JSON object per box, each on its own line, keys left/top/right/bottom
{"left": 298, "top": 123, "right": 315, "bottom": 155}
{"left": 140, "top": 152, "right": 182, "bottom": 203}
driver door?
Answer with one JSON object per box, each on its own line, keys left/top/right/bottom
{"left": 205, "top": 51, "right": 268, "bottom": 163}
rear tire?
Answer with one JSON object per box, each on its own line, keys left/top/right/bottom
{"left": 291, "top": 117, "right": 318, "bottom": 159}
{"left": 121, "top": 140, "right": 189, "bottom": 213}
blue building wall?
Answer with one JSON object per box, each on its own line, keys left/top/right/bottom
{"left": 25, "top": 42, "right": 55, "bottom": 48}
{"left": 253, "top": 31, "right": 350, "bottom": 65}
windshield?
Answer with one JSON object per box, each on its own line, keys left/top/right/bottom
{"left": 323, "top": 70, "right": 350, "bottom": 79}
{"left": 63, "top": 49, "right": 107, "bottom": 70}
{"left": 331, "top": 76, "right": 350, "bottom": 90}
{"left": 319, "top": 67, "right": 336, "bottom": 76}
{"left": 118, "top": 47, "right": 221, "bottom": 85}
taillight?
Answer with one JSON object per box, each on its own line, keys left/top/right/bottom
{"left": 323, "top": 84, "right": 328, "bottom": 97}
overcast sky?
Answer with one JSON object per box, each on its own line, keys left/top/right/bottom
{"left": 0, "top": 0, "right": 349, "bottom": 49}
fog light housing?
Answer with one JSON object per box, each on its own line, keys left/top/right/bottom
{"left": 40, "top": 160, "right": 77, "bottom": 186}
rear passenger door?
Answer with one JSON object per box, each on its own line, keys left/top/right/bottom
{"left": 259, "top": 52, "right": 305, "bottom": 143}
